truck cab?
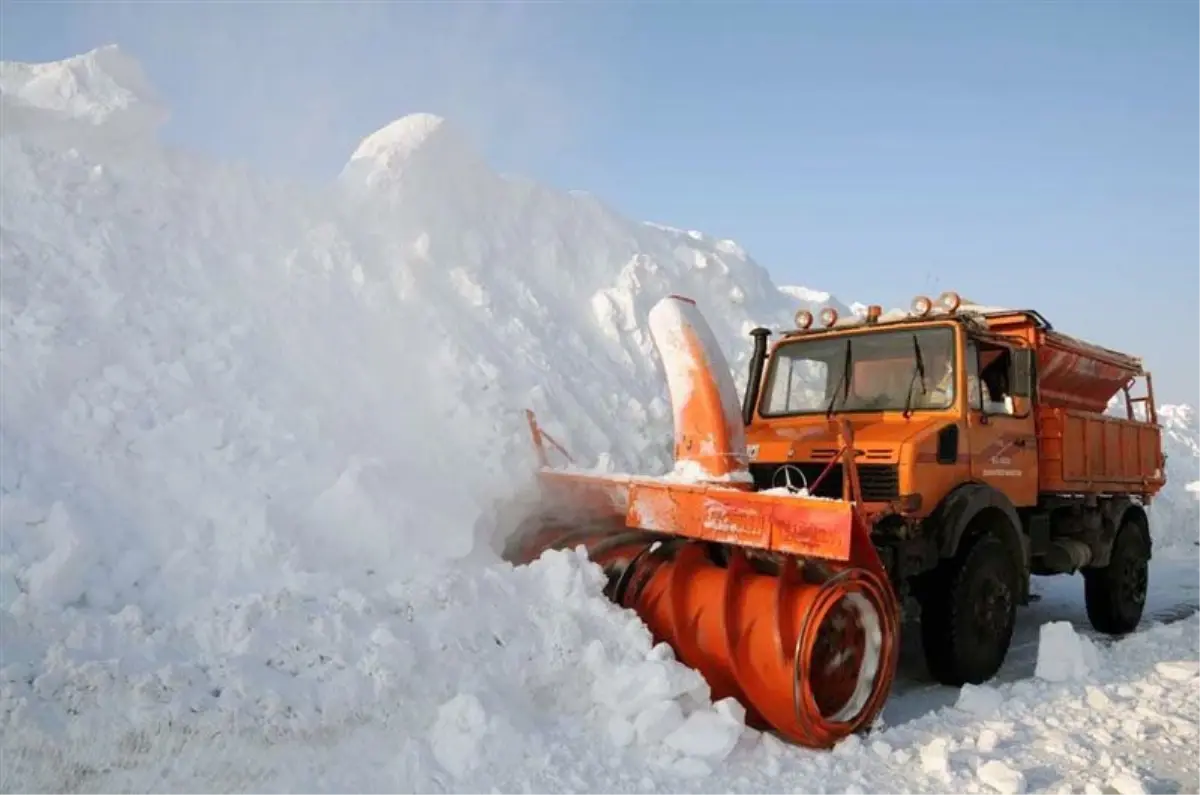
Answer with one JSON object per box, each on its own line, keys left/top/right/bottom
{"left": 744, "top": 298, "right": 1039, "bottom": 513}
{"left": 740, "top": 291, "right": 1165, "bottom": 686}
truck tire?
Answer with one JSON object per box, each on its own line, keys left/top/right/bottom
{"left": 1083, "top": 517, "right": 1148, "bottom": 635}
{"left": 918, "top": 521, "right": 1020, "bottom": 686}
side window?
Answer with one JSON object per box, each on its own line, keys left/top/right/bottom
{"left": 965, "top": 340, "right": 983, "bottom": 410}
{"left": 973, "top": 339, "right": 1016, "bottom": 415}
{"left": 763, "top": 358, "right": 827, "bottom": 413}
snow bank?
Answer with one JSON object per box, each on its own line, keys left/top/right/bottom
{"left": 0, "top": 45, "right": 166, "bottom": 149}
{"left": 0, "top": 44, "right": 801, "bottom": 788}
{"left": 1151, "top": 404, "right": 1200, "bottom": 551}
{"left": 2, "top": 46, "right": 1197, "bottom": 794}
{"left": 777, "top": 284, "right": 853, "bottom": 317}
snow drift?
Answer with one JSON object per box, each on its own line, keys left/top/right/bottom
{"left": 0, "top": 44, "right": 822, "bottom": 785}
{"left": 2, "top": 46, "right": 1197, "bottom": 793}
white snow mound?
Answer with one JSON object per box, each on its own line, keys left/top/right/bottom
{"left": 340, "top": 111, "right": 491, "bottom": 194}
{"left": 0, "top": 44, "right": 166, "bottom": 146}
{"left": 346, "top": 112, "right": 460, "bottom": 168}
{"left": 1, "top": 44, "right": 800, "bottom": 789}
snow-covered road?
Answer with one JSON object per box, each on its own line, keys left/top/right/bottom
{"left": 884, "top": 552, "right": 1200, "bottom": 728}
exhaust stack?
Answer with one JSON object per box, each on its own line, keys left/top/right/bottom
{"left": 742, "top": 327, "right": 772, "bottom": 426}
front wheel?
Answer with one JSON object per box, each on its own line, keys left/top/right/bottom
{"left": 1084, "top": 518, "right": 1149, "bottom": 635}
{"left": 918, "top": 525, "right": 1020, "bottom": 686}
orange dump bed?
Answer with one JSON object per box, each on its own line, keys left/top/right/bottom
{"left": 1038, "top": 407, "right": 1166, "bottom": 498}
{"left": 1035, "top": 328, "right": 1142, "bottom": 414}
{"left": 985, "top": 311, "right": 1163, "bottom": 498}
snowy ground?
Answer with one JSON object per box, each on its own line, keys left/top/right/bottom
{"left": 2, "top": 46, "right": 1198, "bottom": 794}
{"left": 3, "top": 555, "right": 1197, "bottom": 794}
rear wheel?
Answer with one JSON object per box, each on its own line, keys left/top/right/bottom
{"left": 918, "top": 522, "right": 1020, "bottom": 686}
{"left": 1084, "top": 517, "right": 1149, "bottom": 635}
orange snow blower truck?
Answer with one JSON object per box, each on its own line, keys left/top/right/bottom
{"left": 502, "top": 292, "right": 1166, "bottom": 749}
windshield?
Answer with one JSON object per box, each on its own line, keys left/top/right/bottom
{"left": 759, "top": 326, "right": 957, "bottom": 416}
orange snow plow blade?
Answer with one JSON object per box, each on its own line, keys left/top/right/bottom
{"left": 529, "top": 467, "right": 856, "bottom": 563}
{"left": 502, "top": 295, "right": 901, "bottom": 749}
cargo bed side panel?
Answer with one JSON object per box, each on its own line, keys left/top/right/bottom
{"left": 1037, "top": 407, "right": 1166, "bottom": 496}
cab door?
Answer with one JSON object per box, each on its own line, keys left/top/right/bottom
{"left": 964, "top": 338, "right": 1040, "bottom": 507}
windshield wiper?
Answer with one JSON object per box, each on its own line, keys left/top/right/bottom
{"left": 902, "top": 333, "right": 928, "bottom": 418}
{"left": 825, "top": 338, "right": 853, "bottom": 418}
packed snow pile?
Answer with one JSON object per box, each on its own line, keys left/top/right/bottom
{"left": 340, "top": 111, "right": 493, "bottom": 201}
{"left": 776, "top": 284, "right": 854, "bottom": 317}
{"left": 2, "top": 47, "right": 1197, "bottom": 793}
{"left": 1155, "top": 403, "right": 1200, "bottom": 549}
{"left": 0, "top": 44, "right": 166, "bottom": 148}
{"left": 1157, "top": 404, "right": 1199, "bottom": 488}
{"left": 0, "top": 44, "right": 817, "bottom": 787}
{"left": 1107, "top": 399, "right": 1200, "bottom": 551}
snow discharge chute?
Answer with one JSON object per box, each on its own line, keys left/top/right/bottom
{"left": 502, "top": 295, "right": 901, "bottom": 749}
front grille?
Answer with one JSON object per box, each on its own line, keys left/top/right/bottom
{"left": 749, "top": 462, "right": 900, "bottom": 502}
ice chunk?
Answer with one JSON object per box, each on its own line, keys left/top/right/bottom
{"left": 1155, "top": 660, "right": 1199, "bottom": 681}
{"left": 920, "top": 737, "right": 951, "bottom": 778}
{"left": 632, "top": 700, "right": 685, "bottom": 745}
{"left": 1110, "top": 771, "right": 1147, "bottom": 795}
{"left": 607, "top": 714, "right": 635, "bottom": 747}
{"left": 978, "top": 760, "right": 1026, "bottom": 794}
{"left": 956, "top": 683, "right": 1004, "bottom": 717}
{"left": 593, "top": 659, "right": 703, "bottom": 717}
{"left": 1084, "top": 685, "right": 1112, "bottom": 711}
{"left": 662, "top": 708, "right": 742, "bottom": 761}
{"left": 1035, "top": 621, "right": 1101, "bottom": 682}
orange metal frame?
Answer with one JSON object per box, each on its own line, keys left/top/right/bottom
{"left": 524, "top": 410, "right": 882, "bottom": 569}
{"left": 1122, "top": 371, "right": 1159, "bottom": 426}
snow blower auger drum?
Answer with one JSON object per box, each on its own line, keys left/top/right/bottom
{"left": 502, "top": 295, "right": 901, "bottom": 750}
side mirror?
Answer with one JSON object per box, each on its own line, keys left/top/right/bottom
{"left": 1012, "top": 349, "right": 1035, "bottom": 399}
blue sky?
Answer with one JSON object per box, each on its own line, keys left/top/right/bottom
{"left": 4, "top": 1, "right": 1197, "bottom": 403}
